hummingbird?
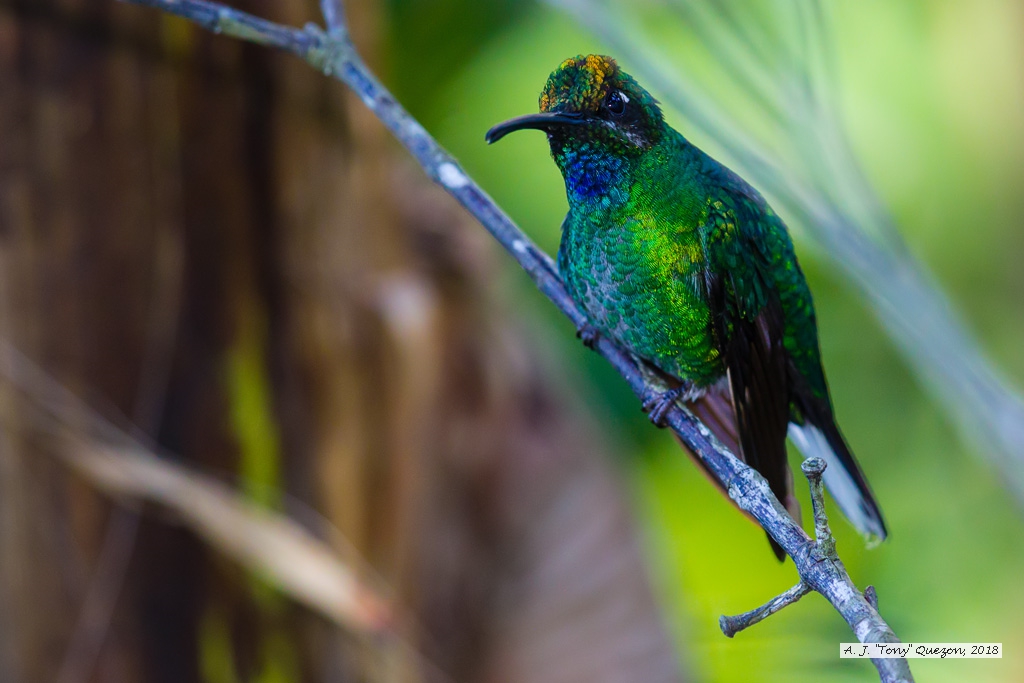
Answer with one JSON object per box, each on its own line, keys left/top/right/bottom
{"left": 486, "top": 55, "right": 886, "bottom": 559}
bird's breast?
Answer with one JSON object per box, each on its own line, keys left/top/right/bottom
{"left": 558, "top": 211, "right": 722, "bottom": 384}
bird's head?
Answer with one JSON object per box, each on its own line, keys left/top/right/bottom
{"left": 486, "top": 55, "right": 665, "bottom": 155}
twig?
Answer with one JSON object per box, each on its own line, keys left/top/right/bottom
{"left": 719, "top": 581, "right": 811, "bottom": 638}
{"left": 865, "top": 585, "right": 880, "bottom": 611}
{"left": 318, "top": 0, "right": 345, "bottom": 37}
{"left": 802, "top": 457, "right": 836, "bottom": 560}
{"left": 58, "top": 437, "right": 393, "bottom": 635}
{"left": 115, "top": 2, "right": 913, "bottom": 681}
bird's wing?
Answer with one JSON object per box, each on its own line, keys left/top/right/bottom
{"left": 705, "top": 174, "right": 886, "bottom": 544}
{"left": 703, "top": 193, "right": 799, "bottom": 559}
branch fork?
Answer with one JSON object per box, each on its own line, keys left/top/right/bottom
{"left": 720, "top": 457, "right": 838, "bottom": 638}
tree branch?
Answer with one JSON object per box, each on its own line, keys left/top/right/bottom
{"left": 117, "top": 2, "right": 914, "bottom": 680}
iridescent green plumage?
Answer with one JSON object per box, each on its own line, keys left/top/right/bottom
{"left": 487, "top": 55, "right": 886, "bottom": 557}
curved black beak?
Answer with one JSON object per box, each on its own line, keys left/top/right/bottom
{"left": 485, "top": 112, "right": 586, "bottom": 144}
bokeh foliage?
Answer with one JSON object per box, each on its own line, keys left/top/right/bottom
{"left": 387, "top": 0, "right": 1024, "bottom": 680}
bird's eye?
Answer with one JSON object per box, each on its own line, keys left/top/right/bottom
{"left": 605, "top": 90, "right": 628, "bottom": 116}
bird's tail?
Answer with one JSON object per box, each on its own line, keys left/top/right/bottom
{"left": 787, "top": 416, "right": 887, "bottom": 544}
{"left": 688, "top": 391, "right": 802, "bottom": 561}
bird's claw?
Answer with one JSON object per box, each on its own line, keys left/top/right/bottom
{"left": 576, "top": 323, "right": 600, "bottom": 350}
{"left": 642, "top": 387, "right": 684, "bottom": 428}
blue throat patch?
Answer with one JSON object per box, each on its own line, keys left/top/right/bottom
{"left": 556, "top": 142, "right": 628, "bottom": 208}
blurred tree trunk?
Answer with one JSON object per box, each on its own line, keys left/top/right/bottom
{"left": 0, "top": 1, "right": 685, "bottom": 682}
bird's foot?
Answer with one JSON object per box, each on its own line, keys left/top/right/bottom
{"left": 642, "top": 386, "right": 685, "bottom": 428}
{"left": 576, "top": 323, "right": 600, "bottom": 350}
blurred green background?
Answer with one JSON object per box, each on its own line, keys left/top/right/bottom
{"left": 386, "top": 0, "right": 1024, "bottom": 680}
